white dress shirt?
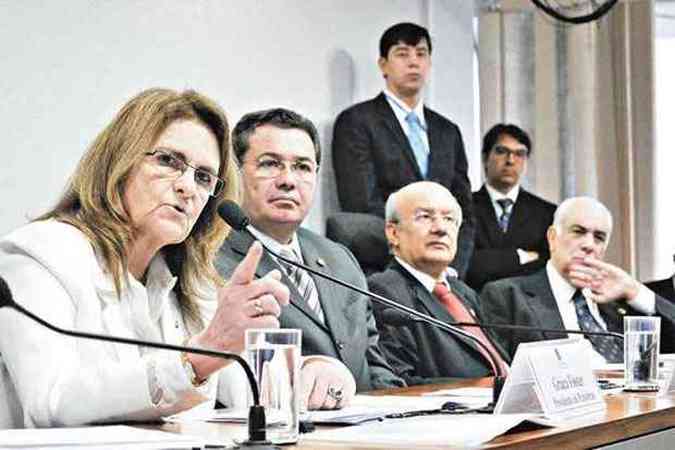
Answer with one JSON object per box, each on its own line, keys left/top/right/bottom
{"left": 395, "top": 257, "right": 454, "bottom": 294}
{"left": 383, "top": 89, "right": 430, "bottom": 157}
{"left": 484, "top": 183, "right": 536, "bottom": 265}
{"left": 0, "top": 220, "right": 245, "bottom": 428}
{"left": 546, "top": 261, "right": 656, "bottom": 366}
{"left": 249, "top": 226, "right": 305, "bottom": 266}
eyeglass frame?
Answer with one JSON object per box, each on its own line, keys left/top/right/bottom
{"left": 144, "top": 149, "right": 225, "bottom": 197}
{"left": 241, "top": 154, "right": 319, "bottom": 182}
{"left": 491, "top": 145, "right": 529, "bottom": 160}
{"left": 390, "top": 209, "right": 462, "bottom": 229}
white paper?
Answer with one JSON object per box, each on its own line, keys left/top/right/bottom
{"left": 422, "top": 387, "right": 492, "bottom": 398}
{"left": 0, "top": 425, "right": 204, "bottom": 449}
{"left": 496, "top": 338, "right": 605, "bottom": 421}
{"left": 302, "top": 414, "right": 543, "bottom": 447}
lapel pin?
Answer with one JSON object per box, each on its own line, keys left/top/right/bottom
{"left": 316, "top": 258, "right": 326, "bottom": 267}
{"left": 617, "top": 307, "right": 627, "bottom": 315}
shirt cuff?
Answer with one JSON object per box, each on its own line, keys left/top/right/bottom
{"left": 627, "top": 284, "right": 656, "bottom": 315}
{"left": 516, "top": 249, "right": 537, "bottom": 265}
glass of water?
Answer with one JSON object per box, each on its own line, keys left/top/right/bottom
{"left": 624, "top": 316, "right": 660, "bottom": 391}
{"left": 245, "top": 328, "right": 302, "bottom": 444}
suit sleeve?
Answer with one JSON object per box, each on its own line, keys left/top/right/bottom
{"left": 340, "top": 247, "right": 405, "bottom": 388}
{"left": 448, "top": 128, "right": 475, "bottom": 279}
{"left": 332, "top": 109, "right": 386, "bottom": 216}
{"left": 467, "top": 200, "right": 554, "bottom": 289}
{"left": 654, "top": 294, "right": 675, "bottom": 353}
{"left": 468, "top": 247, "right": 546, "bottom": 290}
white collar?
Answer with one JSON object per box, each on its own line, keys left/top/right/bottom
{"left": 383, "top": 89, "right": 427, "bottom": 129}
{"left": 395, "top": 256, "right": 456, "bottom": 293}
{"left": 546, "top": 260, "right": 577, "bottom": 306}
{"left": 248, "top": 225, "right": 304, "bottom": 263}
{"left": 485, "top": 183, "right": 520, "bottom": 204}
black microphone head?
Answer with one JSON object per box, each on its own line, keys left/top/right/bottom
{"left": 218, "top": 200, "right": 250, "bottom": 231}
{"left": 0, "top": 276, "right": 15, "bottom": 308}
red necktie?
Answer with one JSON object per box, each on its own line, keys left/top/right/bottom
{"left": 433, "top": 282, "right": 507, "bottom": 375}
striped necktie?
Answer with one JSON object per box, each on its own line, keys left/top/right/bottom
{"left": 405, "top": 111, "right": 429, "bottom": 178}
{"left": 278, "top": 249, "right": 325, "bottom": 323}
{"left": 496, "top": 198, "right": 514, "bottom": 233}
{"left": 572, "top": 290, "right": 623, "bottom": 363}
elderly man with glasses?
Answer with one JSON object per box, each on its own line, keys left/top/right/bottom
{"left": 466, "top": 123, "right": 557, "bottom": 291}
{"left": 368, "top": 181, "right": 510, "bottom": 385}
{"left": 215, "top": 108, "right": 404, "bottom": 408}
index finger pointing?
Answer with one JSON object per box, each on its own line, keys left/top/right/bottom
{"left": 230, "top": 241, "right": 263, "bottom": 286}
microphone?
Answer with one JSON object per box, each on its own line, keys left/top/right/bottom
{"left": 217, "top": 201, "right": 506, "bottom": 407}
{"left": 0, "top": 276, "right": 275, "bottom": 450}
{"left": 379, "top": 308, "right": 624, "bottom": 340}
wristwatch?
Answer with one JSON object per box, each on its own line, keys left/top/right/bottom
{"left": 181, "top": 339, "right": 207, "bottom": 387}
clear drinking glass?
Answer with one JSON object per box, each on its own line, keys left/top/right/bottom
{"left": 624, "top": 316, "right": 660, "bottom": 391}
{"left": 245, "top": 328, "right": 302, "bottom": 444}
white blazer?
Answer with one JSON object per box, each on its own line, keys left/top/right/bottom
{"left": 0, "top": 220, "right": 248, "bottom": 428}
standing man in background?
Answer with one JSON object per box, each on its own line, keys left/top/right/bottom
{"left": 467, "top": 124, "right": 556, "bottom": 290}
{"left": 332, "top": 22, "right": 474, "bottom": 278}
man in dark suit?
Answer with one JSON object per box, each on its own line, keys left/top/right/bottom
{"left": 467, "top": 124, "right": 556, "bottom": 291}
{"left": 645, "top": 257, "right": 675, "bottom": 302}
{"left": 368, "top": 181, "right": 509, "bottom": 385}
{"left": 215, "top": 108, "right": 403, "bottom": 399}
{"left": 332, "top": 22, "right": 474, "bottom": 278}
{"left": 481, "top": 197, "right": 675, "bottom": 363}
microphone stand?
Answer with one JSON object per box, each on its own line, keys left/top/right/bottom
{"left": 0, "top": 278, "right": 277, "bottom": 450}
{"left": 217, "top": 201, "right": 507, "bottom": 409}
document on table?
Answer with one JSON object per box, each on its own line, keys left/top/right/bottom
{"left": 0, "top": 425, "right": 206, "bottom": 449}
{"left": 167, "top": 395, "right": 475, "bottom": 426}
{"left": 302, "top": 414, "right": 542, "bottom": 447}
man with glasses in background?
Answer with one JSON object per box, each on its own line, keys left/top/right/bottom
{"left": 215, "top": 108, "right": 404, "bottom": 405}
{"left": 466, "top": 124, "right": 556, "bottom": 291}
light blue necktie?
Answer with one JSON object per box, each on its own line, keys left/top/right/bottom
{"left": 405, "top": 112, "right": 429, "bottom": 178}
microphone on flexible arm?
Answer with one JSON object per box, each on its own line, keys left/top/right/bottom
{"left": 380, "top": 309, "right": 624, "bottom": 340}
{"left": 217, "top": 200, "right": 507, "bottom": 409}
{"left": 0, "top": 276, "right": 277, "bottom": 450}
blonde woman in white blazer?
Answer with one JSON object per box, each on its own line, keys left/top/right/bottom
{"left": 0, "top": 89, "right": 354, "bottom": 429}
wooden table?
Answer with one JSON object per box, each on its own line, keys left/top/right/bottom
{"left": 157, "top": 377, "right": 675, "bottom": 449}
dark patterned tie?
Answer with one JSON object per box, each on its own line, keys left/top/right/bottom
{"left": 278, "top": 249, "right": 325, "bottom": 323}
{"left": 496, "top": 198, "right": 514, "bottom": 233}
{"left": 572, "top": 290, "right": 623, "bottom": 363}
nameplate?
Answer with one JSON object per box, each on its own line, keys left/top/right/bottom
{"left": 496, "top": 338, "right": 605, "bottom": 420}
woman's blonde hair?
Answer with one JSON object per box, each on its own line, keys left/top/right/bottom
{"left": 39, "top": 88, "right": 239, "bottom": 327}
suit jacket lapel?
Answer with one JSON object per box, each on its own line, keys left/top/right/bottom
{"left": 228, "top": 231, "right": 329, "bottom": 331}
{"left": 298, "top": 237, "right": 341, "bottom": 334}
{"left": 374, "top": 93, "right": 423, "bottom": 180}
{"left": 393, "top": 262, "right": 488, "bottom": 360}
{"left": 475, "top": 186, "right": 505, "bottom": 245}
{"left": 522, "top": 270, "right": 567, "bottom": 335}
{"left": 505, "top": 189, "right": 530, "bottom": 238}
